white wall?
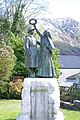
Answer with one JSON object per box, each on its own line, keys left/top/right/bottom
{"left": 58, "top": 69, "right": 80, "bottom": 83}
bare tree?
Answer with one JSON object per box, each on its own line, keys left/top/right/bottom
{"left": 0, "top": 0, "right": 48, "bottom": 21}
{"left": 0, "top": 0, "right": 48, "bottom": 36}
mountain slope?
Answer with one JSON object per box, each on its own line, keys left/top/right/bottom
{"left": 39, "top": 18, "right": 80, "bottom": 55}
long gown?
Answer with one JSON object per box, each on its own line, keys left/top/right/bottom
{"left": 37, "top": 34, "right": 55, "bottom": 77}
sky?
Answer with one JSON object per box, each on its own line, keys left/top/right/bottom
{"left": 44, "top": 0, "right": 80, "bottom": 22}
{"left": 0, "top": 0, "right": 80, "bottom": 22}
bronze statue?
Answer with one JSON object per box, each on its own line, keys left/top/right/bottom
{"left": 24, "top": 20, "right": 39, "bottom": 77}
{"left": 24, "top": 19, "right": 55, "bottom": 77}
{"left": 34, "top": 24, "right": 55, "bottom": 77}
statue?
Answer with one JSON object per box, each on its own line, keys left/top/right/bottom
{"left": 24, "top": 18, "right": 55, "bottom": 78}
{"left": 24, "top": 20, "right": 39, "bottom": 77}
{"left": 17, "top": 19, "right": 64, "bottom": 120}
{"left": 34, "top": 24, "right": 55, "bottom": 77}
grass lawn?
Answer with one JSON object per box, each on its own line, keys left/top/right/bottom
{"left": 0, "top": 100, "right": 80, "bottom": 120}
{"left": 0, "top": 100, "right": 21, "bottom": 120}
{"left": 61, "top": 109, "right": 80, "bottom": 120}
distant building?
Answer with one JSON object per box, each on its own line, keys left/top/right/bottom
{"left": 66, "top": 73, "right": 80, "bottom": 85}
{"left": 58, "top": 55, "right": 80, "bottom": 86}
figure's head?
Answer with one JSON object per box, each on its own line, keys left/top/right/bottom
{"left": 27, "top": 25, "right": 35, "bottom": 35}
{"left": 43, "top": 30, "right": 52, "bottom": 38}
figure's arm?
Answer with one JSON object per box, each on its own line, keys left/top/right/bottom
{"left": 34, "top": 25, "right": 43, "bottom": 38}
{"left": 24, "top": 36, "right": 29, "bottom": 49}
{"left": 24, "top": 36, "right": 31, "bottom": 55}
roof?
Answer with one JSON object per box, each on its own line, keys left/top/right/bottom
{"left": 59, "top": 82, "right": 73, "bottom": 87}
{"left": 66, "top": 72, "right": 80, "bottom": 79}
{"left": 59, "top": 55, "right": 80, "bottom": 68}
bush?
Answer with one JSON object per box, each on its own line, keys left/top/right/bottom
{"left": 52, "top": 48, "right": 62, "bottom": 78}
{"left": 0, "top": 44, "right": 15, "bottom": 81}
{"left": 0, "top": 44, "right": 15, "bottom": 99}
{"left": 8, "top": 33, "right": 28, "bottom": 77}
{"left": 60, "top": 85, "right": 80, "bottom": 102}
{"left": 9, "top": 90, "right": 21, "bottom": 99}
{"left": 0, "top": 81, "right": 10, "bottom": 99}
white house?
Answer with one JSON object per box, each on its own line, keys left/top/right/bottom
{"left": 58, "top": 55, "right": 80, "bottom": 86}
{"left": 66, "top": 73, "right": 80, "bottom": 84}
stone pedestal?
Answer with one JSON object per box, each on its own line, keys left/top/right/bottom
{"left": 16, "top": 78, "right": 64, "bottom": 120}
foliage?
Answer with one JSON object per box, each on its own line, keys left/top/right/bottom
{"left": 0, "top": 81, "right": 10, "bottom": 99}
{"left": 0, "top": 0, "right": 48, "bottom": 21}
{"left": 52, "top": 48, "right": 62, "bottom": 78}
{"left": 0, "top": 44, "right": 15, "bottom": 99}
{"left": 0, "top": 17, "right": 10, "bottom": 34}
{"left": 8, "top": 33, "right": 28, "bottom": 77}
{"left": 9, "top": 89, "right": 21, "bottom": 99}
{"left": 0, "top": 17, "right": 28, "bottom": 77}
{"left": 73, "top": 89, "right": 80, "bottom": 100}
{"left": 0, "top": 44, "right": 15, "bottom": 81}
{"left": 60, "top": 85, "right": 80, "bottom": 102}
{"left": 60, "top": 86, "right": 71, "bottom": 102}
{"left": 11, "top": 7, "right": 25, "bottom": 36}
{"left": 0, "top": 17, "right": 10, "bottom": 44}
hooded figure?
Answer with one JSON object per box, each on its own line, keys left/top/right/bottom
{"left": 34, "top": 26, "right": 55, "bottom": 78}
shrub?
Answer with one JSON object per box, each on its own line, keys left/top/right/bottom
{"left": 0, "top": 44, "right": 15, "bottom": 99}
{"left": 60, "top": 85, "right": 80, "bottom": 102}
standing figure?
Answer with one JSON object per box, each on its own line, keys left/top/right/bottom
{"left": 34, "top": 25, "right": 55, "bottom": 77}
{"left": 24, "top": 25, "right": 39, "bottom": 77}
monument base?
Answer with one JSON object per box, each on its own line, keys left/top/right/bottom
{"left": 16, "top": 115, "right": 30, "bottom": 120}
{"left": 16, "top": 78, "right": 64, "bottom": 120}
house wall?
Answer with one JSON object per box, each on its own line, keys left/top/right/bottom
{"left": 58, "top": 69, "right": 80, "bottom": 84}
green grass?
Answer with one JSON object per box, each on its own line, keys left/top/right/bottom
{"left": 0, "top": 100, "right": 21, "bottom": 120}
{"left": 61, "top": 109, "right": 80, "bottom": 120}
{"left": 0, "top": 100, "right": 80, "bottom": 120}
